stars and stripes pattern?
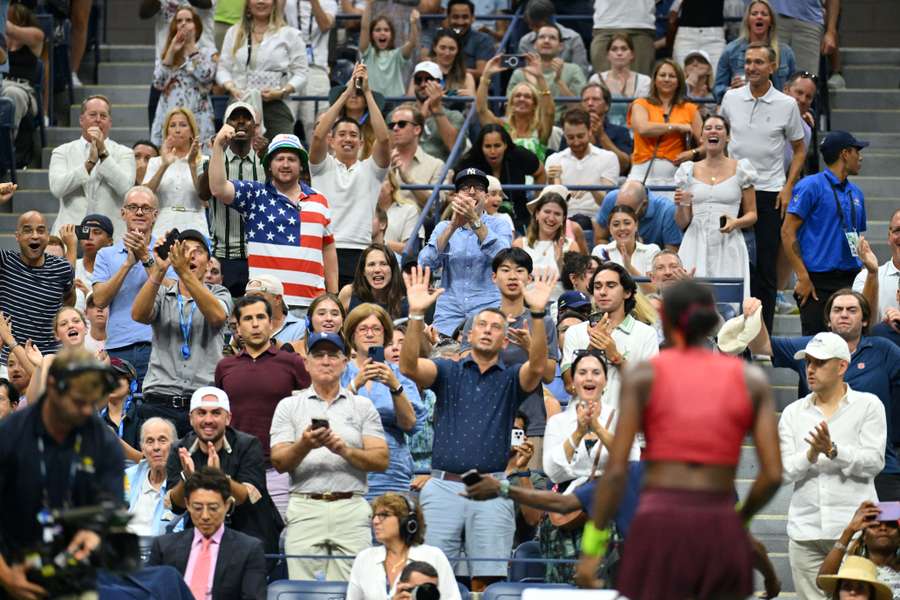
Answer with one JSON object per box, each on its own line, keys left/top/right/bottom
{"left": 230, "top": 179, "right": 334, "bottom": 307}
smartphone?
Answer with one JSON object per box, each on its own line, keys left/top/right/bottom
{"left": 510, "top": 428, "right": 525, "bottom": 448}
{"left": 719, "top": 215, "right": 728, "bottom": 229}
{"left": 368, "top": 345, "right": 385, "bottom": 363}
{"left": 75, "top": 226, "right": 92, "bottom": 240}
{"left": 461, "top": 469, "right": 482, "bottom": 486}
{"left": 589, "top": 311, "right": 606, "bottom": 327}
{"left": 156, "top": 228, "right": 180, "bottom": 260}
{"left": 878, "top": 501, "right": 900, "bottom": 521}
{"left": 500, "top": 54, "right": 526, "bottom": 69}
{"left": 311, "top": 418, "right": 330, "bottom": 430}
{"left": 354, "top": 76, "right": 363, "bottom": 95}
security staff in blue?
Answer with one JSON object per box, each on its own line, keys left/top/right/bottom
{"left": 783, "top": 131, "right": 869, "bottom": 335}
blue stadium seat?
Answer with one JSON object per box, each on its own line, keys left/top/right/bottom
{"left": 508, "top": 541, "right": 545, "bottom": 583}
{"left": 267, "top": 579, "right": 348, "bottom": 600}
{"left": 457, "top": 580, "right": 470, "bottom": 600}
{"left": 482, "top": 582, "right": 575, "bottom": 600}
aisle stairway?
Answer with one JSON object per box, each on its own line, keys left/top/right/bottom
{"left": 0, "top": 42, "right": 897, "bottom": 597}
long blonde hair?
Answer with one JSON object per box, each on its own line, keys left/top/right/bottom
{"left": 162, "top": 107, "right": 202, "bottom": 167}
{"left": 739, "top": 0, "right": 782, "bottom": 67}
{"left": 231, "top": 0, "right": 287, "bottom": 56}
{"left": 504, "top": 82, "right": 543, "bottom": 138}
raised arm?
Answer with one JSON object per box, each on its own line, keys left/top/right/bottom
{"left": 857, "top": 237, "right": 881, "bottom": 318}
{"left": 310, "top": 65, "right": 361, "bottom": 165}
{"left": 169, "top": 241, "right": 227, "bottom": 327}
{"left": 400, "top": 9, "right": 421, "bottom": 60}
{"left": 208, "top": 126, "right": 237, "bottom": 203}
{"left": 131, "top": 239, "right": 169, "bottom": 325}
{"left": 358, "top": 0, "right": 373, "bottom": 53}
{"left": 476, "top": 55, "right": 505, "bottom": 127}
{"left": 522, "top": 53, "right": 554, "bottom": 144}
{"left": 399, "top": 267, "right": 442, "bottom": 388}
{"left": 518, "top": 269, "right": 557, "bottom": 392}
{"left": 362, "top": 67, "right": 391, "bottom": 169}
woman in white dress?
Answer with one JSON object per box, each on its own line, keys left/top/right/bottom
{"left": 513, "top": 192, "right": 576, "bottom": 297}
{"left": 674, "top": 114, "right": 757, "bottom": 297}
{"left": 143, "top": 107, "right": 209, "bottom": 238}
{"left": 592, "top": 205, "right": 660, "bottom": 278}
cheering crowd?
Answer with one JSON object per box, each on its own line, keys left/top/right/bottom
{"left": 1, "top": 0, "right": 900, "bottom": 598}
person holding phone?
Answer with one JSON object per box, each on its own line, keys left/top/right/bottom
{"left": 342, "top": 303, "right": 425, "bottom": 499}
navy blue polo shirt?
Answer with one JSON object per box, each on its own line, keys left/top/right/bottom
{"left": 596, "top": 190, "right": 683, "bottom": 248}
{"left": 429, "top": 356, "right": 531, "bottom": 474}
{"left": 773, "top": 335, "right": 900, "bottom": 471}
{"left": 787, "top": 169, "right": 867, "bottom": 273}
{"left": 458, "top": 28, "right": 496, "bottom": 69}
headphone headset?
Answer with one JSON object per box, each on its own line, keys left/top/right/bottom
{"left": 398, "top": 494, "right": 420, "bottom": 546}
{"left": 49, "top": 359, "right": 119, "bottom": 395}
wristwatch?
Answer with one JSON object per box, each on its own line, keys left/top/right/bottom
{"left": 471, "top": 218, "right": 483, "bottom": 230}
{"left": 389, "top": 384, "right": 404, "bottom": 396}
{"left": 142, "top": 256, "right": 156, "bottom": 269}
{"left": 827, "top": 442, "right": 838, "bottom": 460}
{"left": 98, "top": 150, "right": 109, "bottom": 160}
{"left": 499, "top": 479, "right": 511, "bottom": 498}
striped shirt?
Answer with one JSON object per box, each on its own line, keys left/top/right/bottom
{"left": 229, "top": 180, "right": 334, "bottom": 308}
{"left": 205, "top": 149, "right": 263, "bottom": 260}
{"left": 0, "top": 251, "right": 74, "bottom": 360}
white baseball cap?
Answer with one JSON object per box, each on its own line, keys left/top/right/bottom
{"left": 246, "top": 274, "right": 284, "bottom": 296}
{"left": 486, "top": 175, "right": 506, "bottom": 199}
{"left": 793, "top": 332, "right": 852, "bottom": 362}
{"left": 224, "top": 101, "right": 258, "bottom": 124}
{"left": 413, "top": 61, "right": 443, "bottom": 82}
{"left": 190, "top": 386, "right": 231, "bottom": 413}
{"left": 527, "top": 184, "right": 570, "bottom": 211}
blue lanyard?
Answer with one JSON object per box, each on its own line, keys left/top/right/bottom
{"left": 100, "top": 394, "right": 132, "bottom": 438}
{"left": 177, "top": 290, "right": 197, "bottom": 360}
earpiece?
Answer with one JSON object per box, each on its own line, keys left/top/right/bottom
{"left": 398, "top": 494, "right": 419, "bottom": 545}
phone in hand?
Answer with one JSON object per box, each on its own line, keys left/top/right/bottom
{"left": 354, "top": 76, "right": 364, "bottom": 95}
{"left": 877, "top": 501, "right": 900, "bottom": 521}
{"left": 589, "top": 311, "right": 606, "bottom": 327}
{"left": 311, "top": 418, "right": 330, "bottom": 430}
{"left": 511, "top": 428, "right": 525, "bottom": 448}
{"left": 500, "top": 54, "right": 526, "bottom": 69}
{"left": 75, "top": 226, "right": 92, "bottom": 241}
{"left": 368, "top": 346, "right": 385, "bottom": 363}
{"left": 461, "top": 469, "right": 482, "bottom": 486}
{"left": 719, "top": 215, "right": 728, "bottom": 229}
{"left": 156, "top": 228, "right": 180, "bottom": 260}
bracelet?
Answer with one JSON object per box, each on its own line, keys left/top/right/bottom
{"left": 530, "top": 309, "right": 547, "bottom": 318}
{"left": 8, "top": 342, "right": 19, "bottom": 351}
{"left": 581, "top": 522, "right": 610, "bottom": 557}
{"left": 691, "top": 148, "right": 699, "bottom": 159}
{"left": 409, "top": 314, "right": 425, "bottom": 321}
{"left": 833, "top": 541, "right": 848, "bottom": 553}
{"left": 509, "top": 470, "right": 531, "bottom": 480}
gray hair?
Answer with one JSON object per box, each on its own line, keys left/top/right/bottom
{"left": 140, "top": 417, "right": 177, "bottom": 445}
{"left": 124, "top": 185, "right": 159, "bottom": 207}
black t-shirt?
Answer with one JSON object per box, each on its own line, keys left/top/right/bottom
{"left": 455, "top": 144, "right": 541, "bottom": 232}
{"left": 679, "top": 0, "right": 724, "bottom": 28}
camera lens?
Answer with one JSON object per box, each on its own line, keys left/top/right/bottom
{"left": 411, "top": 583, "right": 440, "bottom": 600}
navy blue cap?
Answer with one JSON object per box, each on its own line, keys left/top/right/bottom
{"left": 80, "top": 214, "right": 114, "bottom": 237}
{"left": 306, "top": 332, "right": 346, "bottom": 354}
{"left": 454, "top": 168, "right": 489, "bottom": 191}
{"left": 820, "top": 130, "right": 869, "bottom": 163}
{"left": 178, "top": 229, "right": 212, "bottom": 256}
{"left": 557, "top": 290, "right": 592, "bottom": 313}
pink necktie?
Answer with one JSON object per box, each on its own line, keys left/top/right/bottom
{"left": 189, "top": 538, "right": 212, "bottom": 600}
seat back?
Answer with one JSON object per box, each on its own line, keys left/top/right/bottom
{"left": 266, "top": 579, "right": 348, "bottom": 600}
{"left": 508, "top": 541, "right": 545, "bottom": 583}
{"left": 482, "top": 582, "right": 574, "bottom": 600}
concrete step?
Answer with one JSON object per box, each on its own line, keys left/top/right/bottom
{"left": 860, "top": 133, "right": 900, "bottom": 151}
{"left": 860, "top": 153, "right": 900, "bottom": 175}
{"left": 841, "top": 48, "right": 900, "bottom": 67}
{"left": 831, "top": 109, "right": 900, "bottom": 133}
{"left": 70, "top": 104, "right": 150, "bottom": 129}
{"left": 867, "top": 221, "right": 891, "bottom": 240}
{"left": 8, "top": 169, "right": 49, "bottom": 190}
{"left": 11, "top": 190, "right": 57, "bottom": 214}
{"left": 0, "top": 213, "right": 56, "bottom": 230}
{"left": 75, "top": 85, "right": 150, "bottom": 106}
{"left": 774, "top": 314, "right": 801, "bottom": 336}
{"left": 859, "top": 198, "right": 900, "bottom": 221}
{"left": 762, "top": 365, "right": 801, "bottom": 387}
{"left": 100, "top": 45, "right": 156, "bottom": 63}
{"left": 98, "top": 62, "right": 155, "bottom": 87}
{"left": 853, "top": 177, "right": 900, "bottom": 197}
{"left": 0, "top": 235, "right": 17, "bottom": 250}
{"left": 842, "top": 65, "right": 900, "bottom": 89}
{"left": 831, "top": 89, "right": 900, "bottom": 110}
{"left": 47, "top": 126, "right": 149, "bottom": 148}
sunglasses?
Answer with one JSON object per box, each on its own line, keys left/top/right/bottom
{"left": 414, "top": 75, "right": 436, "bottom": 85}
{"left": 795, "top": 70, "right": 818, "bottom": 81}
{"left": 388, "top": 120, "right": 412, "bottom": 130}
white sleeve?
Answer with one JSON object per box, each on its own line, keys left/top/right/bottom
{"left": 831, "top": 395, "right": 886, "bottom": 479}
{"left": 432, "top": 547, "right": 462, "bottom": 600}
{"left": 851, "top": 268, "right": 868, "bottom": 293}
{"left": 216, "top": 25, "right": 239, "bottom": 85}
{"left": 543, "top": 414, "right": 577, "bottom": 484}
{"left": 598, "top": 152, "right": 619, "bottom": 183}
{"left": 561, "top": 323, "right": 589, "bottom": 372}
{"left": 673, "top": 161, "right": 692, "bottom": 189}
{"left": 778, "top": 404, "right": 816, "bottom": 483}
{"left": 48, "top": 144, "right": 89, "bottom": 199}
{"left": 269, "top": 398, "right": 298, "bottom": 447}
{"left": 736, "top": 158, "right": 758, "bottom": 190}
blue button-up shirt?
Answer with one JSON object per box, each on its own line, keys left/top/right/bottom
{"left": 429, "top": 356, "right": 531, "bottom": 474}
{"left": 341, "top": 362, "right": 426, "bottom": 497}
{"left": 596, "top": 190, "right": 683, "bottom": 248}
{"left": 788, "top": 169, "right": 867, "bottom": 273}
{"left": 773, "top": 335, "right": 900, "bottom": 473}
{"left": 419, "top": 214, "right": 512, "bottom": 336}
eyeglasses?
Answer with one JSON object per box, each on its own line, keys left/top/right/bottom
{"left": 124, "top": 204, "right": 157, "bottom": 214}
{"left": 372, "top": 511, "right": 394, "bottom": 521}
{"left": 457, "top": 184, "right": 486, "bottom": 193}
{"left": 414, "top": 75, "right": 436, "bottom": 85}
{"left": 356, "top": 324, "right": 384, "bottom": 335}
{"left": 388, "top": 120, "right": 412, "bottom": 130}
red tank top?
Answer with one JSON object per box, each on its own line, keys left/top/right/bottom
{"left": 642, "top": 347, "right": 754, "bottom": 466}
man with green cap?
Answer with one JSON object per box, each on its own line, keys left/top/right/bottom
{"left": 208, "top": 127, "right": 339, "bottom": 316}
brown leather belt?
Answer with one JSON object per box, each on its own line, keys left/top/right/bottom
{"left": 305, "top": 492, "right": 355, "bottom": 502}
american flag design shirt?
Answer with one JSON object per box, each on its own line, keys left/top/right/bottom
{"left": 229, "top": 179, "right": 334, "bottom": 307}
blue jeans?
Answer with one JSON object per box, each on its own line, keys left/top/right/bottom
{"left": 107, "top": 342, "right": 152, "bottom": 390}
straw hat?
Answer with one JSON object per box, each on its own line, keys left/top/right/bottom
{"left": 816, "top": 556, "right": 893, "bottom": 600}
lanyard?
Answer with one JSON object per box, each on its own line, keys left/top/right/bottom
{"left": 830, "top": 182, "right": 856, "bottom": 234}
{"left": 36, "top": 433, "right": 82, "bottom": 512}
{"left": 100, "top": 394, "right": 132, "bottom": 439}
{"left": 177, "top": 290, "right": 197, "bottom": 360}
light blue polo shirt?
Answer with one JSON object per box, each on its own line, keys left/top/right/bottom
{"left": 787, "top": 169, "right": 866, "bottom": 273}
{"left": 770, "top": 0, "right": 824, "bottom": 25}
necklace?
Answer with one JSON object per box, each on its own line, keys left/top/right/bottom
{"left": 385, "top": 550, "right": 409, "bottom": 581}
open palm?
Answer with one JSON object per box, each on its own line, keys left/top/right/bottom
{"left": 402, "top": 266, "right": 444, "bottom": 313}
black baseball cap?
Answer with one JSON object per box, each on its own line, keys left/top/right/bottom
{"left": 454, "top": 168, "right": 489, "bottom": 191}
{"left": 178, "top": 229, "right": 211, "bottom": 256}
{"left": 80, "top": 214, "right": 114, "bottom": 237}
{"left": 820, "top": 131, "right": 869, "bottom": 164}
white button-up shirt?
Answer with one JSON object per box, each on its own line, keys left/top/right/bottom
{"left": 779, "top": 385, "right": 886, "bottom": 541}
{"left": 346, "top": 543, "right": 461, "bottom": 600}
{"left": 853, "top": 258, "right": 900, "bottom": 321}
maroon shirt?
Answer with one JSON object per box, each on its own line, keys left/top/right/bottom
{"left": 215, "top": 345, "right": 311, "bottom": 461}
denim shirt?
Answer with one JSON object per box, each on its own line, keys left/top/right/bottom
{"left": 341, "top": 362, "right": 427, "bottom": 497}
{"left": 418, "top": 214, "right": 513, "bottom": 335}
{"left": 714, "top": 38, "right": 797, "bottom": 102}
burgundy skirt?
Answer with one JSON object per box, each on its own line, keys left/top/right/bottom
{"left": 615, "top": 487, "right": 754, "bottom": 600}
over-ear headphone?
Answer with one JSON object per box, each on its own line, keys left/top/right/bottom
{"left": 49, "top": 359, "right": 119, "bottom": 395}
{"left": 398, "top": 494, "right": 420, "bottom": 546}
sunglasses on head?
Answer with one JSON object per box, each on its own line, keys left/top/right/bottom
{"left": 795, "top": 70, "right": 818, "bottom": 81}
{"left": 388, "top": 120, "right": 412, "bottom": 130}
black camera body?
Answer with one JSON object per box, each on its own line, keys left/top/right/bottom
{"left": 411, "top": 582, "right": 440, "bottom": 600}
{"left": 24, "top": 502, "right": 140, "bottom": 596}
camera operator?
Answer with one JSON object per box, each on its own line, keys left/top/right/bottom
{"left": 0, "top": 347, "right": 124, "bottom": 600}
{"left": 392, "top": 561, "right": 440, "bottom": 600}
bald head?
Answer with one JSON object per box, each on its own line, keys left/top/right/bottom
{"left": 17, "top": 211, "right": 46, "bottom": 230}
{"left": 15, "top": 211, "right": 49, "bottom": 265}
{"left": 616, "top": 181, "right": 648, "bottom": 213}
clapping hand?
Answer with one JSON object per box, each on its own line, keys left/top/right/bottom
{"left": 23, "top": 340, "right": 42, "bottom": 367}
{"left": 124, "top": 229, "right": 149, "bottom": 266}
{"left": 575, "top": 400, "right": 594, "bottom": 436}
{"left": 187, "top": 137, "right": 201, "bottom": 164}
{"left": 858, "top": 236, "right": 878, "bottom": 274}
{"left": 168, "top": 240, "right": 191, "bottom": 277}
{"left": 0, "top": 312, "right": 14, "bottom": 346}
{"left": 805, "top": 421, "right": 833, "bottom": 461}
{"left": 523, "top": 52, "right": 543, "bottom": 80}
{"left": 522, "top": 268, "right": 558, "bottom": 313}
{"left": 402, "top": 266, "right": 444, "bottom": 314}
{"left": 588, "top": 314, "right": 622, "bottom": 364}
{"left": 161, "top": 137, "right": 178, "bottom": 166}
{"left": 206, "top": 441, "right": 221, "bottom": 470}
{"left": 179, "top": 447, "right": 196, "bottom": 477}
{"left": 450, "top": 194, "right": 478, "bottom": 228}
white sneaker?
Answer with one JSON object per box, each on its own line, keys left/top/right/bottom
{"left": 828, "top": 73, "right": 846, "bottom": 90}
{"left": 71, "top": 73, "right": 83, "bottom": 88}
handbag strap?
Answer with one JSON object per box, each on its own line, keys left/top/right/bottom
{"left": 587, "top": 408, "right": 616, "bottom": 481}
{"left": 641, "top": 107, "right": 672, "bottom": 186}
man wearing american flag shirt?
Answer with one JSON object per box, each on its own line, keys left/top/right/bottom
{"left": 208, "top": 129, "right": 339, "bottom": 314}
